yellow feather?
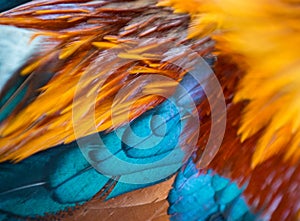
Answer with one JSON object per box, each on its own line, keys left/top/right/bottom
{"left": 159, "top": 0, "right": 300, "bottom": 167}
{"left": 92, "top": 41, "right": 120, "bottom": 49}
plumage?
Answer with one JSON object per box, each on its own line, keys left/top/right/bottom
{"left": 159, "top": 0, "right": 300, "bottom": 167}
{"left": 0, "top": 0, "right": 299, "bottom": 220}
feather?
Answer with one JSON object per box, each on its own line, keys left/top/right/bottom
{"left": 168, "top": 158, "right": 257, "bottom": 221}
{"left": 0, "top": 69, "right": 209, "bottom": 219}
{"left": 0, "top": 1, "right": 216, "bottom": 220}
{"left": 197, "top": 55, "right": 300, "bottom": 220}
{"left": 156, "top": 1, "right": 300, "bottom": 219}
{"left": 0, "top": 0, "right": 214, "bottom": 162}
{"left": 63, "top": 177, "right": 174, "bottom": 220}
{"left": 158, "top": 0, "right": 300, "bottom": 168}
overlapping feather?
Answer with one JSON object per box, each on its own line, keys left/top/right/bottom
{"left": 0, "top": 0, "right": 214, "bottom": 162}
{"left": 158, "top": 0, "right": 300, "bottom": 168}
{"left": 156, "top": 1, "right": 300, "bottom": 219}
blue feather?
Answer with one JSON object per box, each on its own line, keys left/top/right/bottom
{"left": 168, "top": 158, "right": 259, "bottom": 221}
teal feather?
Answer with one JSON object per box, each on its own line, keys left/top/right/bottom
{"left": 0, "top": 70, "right": 205, "bottom": 219}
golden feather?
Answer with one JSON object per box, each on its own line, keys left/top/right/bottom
{"left": 159, "top": 0, "right": 300, "bottom": 167}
